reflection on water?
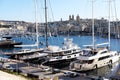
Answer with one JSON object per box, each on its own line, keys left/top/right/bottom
{"left": 86, "top": 61, "right": 120, "bottom": 78}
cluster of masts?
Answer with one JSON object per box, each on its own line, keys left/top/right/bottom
{"left": 3, "top": 0, "right": 120, "bottom": 72}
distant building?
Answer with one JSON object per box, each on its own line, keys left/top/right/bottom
{"left": 72, "top": 15, "right": 74, "bottom": 20}
{"left": 69, "top": 15, "right": 71, "bottom": 21}
{"left": 76, "top": 14, "right": 80, "bottom": 22}
{"left": 69, "top": 15, "right": 74, "bottom": 21}
{"left": 0, "top": 21, "right": 5, "bottom": 25}
{"left": 60, "top": 18, "right": 62, "bottom": 22}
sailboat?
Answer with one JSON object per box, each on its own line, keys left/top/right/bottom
{"left": 41, "top": 0, "right": 82, "bottom": 64}
{"left": 7, "top": 0, "right": 44, "bottom": 59}
{"left": 69, "top": 0, "right": 120, "bottom": 71}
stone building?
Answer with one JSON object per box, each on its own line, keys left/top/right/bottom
{"left": 76, "top": 14, "right": 80, "bottom": 22}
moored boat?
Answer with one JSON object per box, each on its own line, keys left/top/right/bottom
{"left": 69, "top": 0, "right": 120, "bottom": 72}
{"left": 42, "top": 38, "right": 82, "bottom": 64}
{"left": 70, "top": 47, "right": 120, "bottom": 71}
{"left": 0, "top": 37, "right": 22, "bottom": 48}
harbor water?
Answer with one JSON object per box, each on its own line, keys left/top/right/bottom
{"left": 10, "top": 35, "right": 120, "bottom": 51}
{"left": 0, "top": 35, "right": 120, "bottom": 78}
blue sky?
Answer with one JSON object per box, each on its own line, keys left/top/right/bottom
{"left": 0, "top": 0, "right": 120, "bottom": 22}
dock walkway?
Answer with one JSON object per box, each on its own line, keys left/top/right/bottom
{"left": 4, "top": 59, "right": 120, "bottom": 80}
{"left": 2, "top": 59, "right": 95, "bottom": 80}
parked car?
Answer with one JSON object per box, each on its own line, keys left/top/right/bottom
{"left": 89, "top": 76, "right": 109, "bottom": 80}
{"left": 52, "top": 68, "right": 60, "bottom": 74}
{"left": 64, "top": 71, "right": 79, "bottom": 77}
{"left": 3, "top": 64, "right": 15, "bottom": 71}
{"left": 42, "top": 67, "right": 51, "bottom": 72}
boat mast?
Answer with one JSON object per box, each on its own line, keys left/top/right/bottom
{"left": 108, "top": 0, "right": 111, "bottom": 50}
{"left": 34, "top": 0, "right": 39, "bottom": 49}
{"left": 92, "top": 0, "right": 95, "bottom": 49}
{"left": 44, "top": 0, "right": 48, "bottom": 47}
{"left": 113, "top": 0, "right": 119, "bottom": 38}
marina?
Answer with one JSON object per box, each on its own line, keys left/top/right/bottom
{"left": 0, "top": 56, "right": 119, "bottom": 80}
{"left": 0, "top": 35, "right": 119, "bottom": 80}
{"left": 0, "top": 0, "right": 120, "bottom": 80}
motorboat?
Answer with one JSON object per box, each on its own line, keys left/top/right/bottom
{"left": 43, "top": 38, "right": 82, "bottom": 63}
{"left": 70, "top": 47, "right": 120, "bottom": 71}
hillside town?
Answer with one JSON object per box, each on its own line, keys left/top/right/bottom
{"left": 0, "top": 15, "right": 120, "bottom": 38}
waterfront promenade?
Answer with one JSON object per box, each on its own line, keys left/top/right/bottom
{"left": 0, "top": 70, "right": 27, "bottom": 80}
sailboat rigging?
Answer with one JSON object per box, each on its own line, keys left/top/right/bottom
{"left": 92, "top": 0, "right": 95, "bottom": 50}
{"left": 69, "top": 0, "right": 120, "bottom": 71}
{"left": 6, "top": 0, "right": 44, "bottom": 59}
{"left": 14, "top": 0, "right": 39, "bottom": 48}
{"left": 113, "top": 0, "right": 120, "bottom": 39}
{"left": 108, "top": 0, "right": 111, "bottom": 50}
{"left": 45, "top": 0, "right": 48, "bottom": 48}
{"left": 40, "top": 0, "right": 81, "bottom": 64}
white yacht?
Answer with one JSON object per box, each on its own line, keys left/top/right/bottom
{"left": 5, "top": 48, "right": 44, "bottom": 60}
{"left": 70, "top": 47, "right": 120, "bottom": 71}
{"left": 40, "top": 0, "right": 81, "bottom": 63}
{"left": 13, "top": 48, "right": 44, "bottom": 54}
{"left": 18, "top": 52, "right": 48, "bottom": 60}
{"left": 43, "top": 38, "right": 82, "bottom": 62}
{"left": 8, "top": 0, "right": 44, "bottom": 60}
{"left": 70, "top": 0, "right": 120, "bottom": 71}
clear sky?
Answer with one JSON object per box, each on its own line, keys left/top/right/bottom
{"left": 0, "top": 0, "right": 120, "bottom": 22}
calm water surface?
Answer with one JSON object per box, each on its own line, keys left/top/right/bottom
{"left": 9, "top": 35, "right": 120, "bottom": 51}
